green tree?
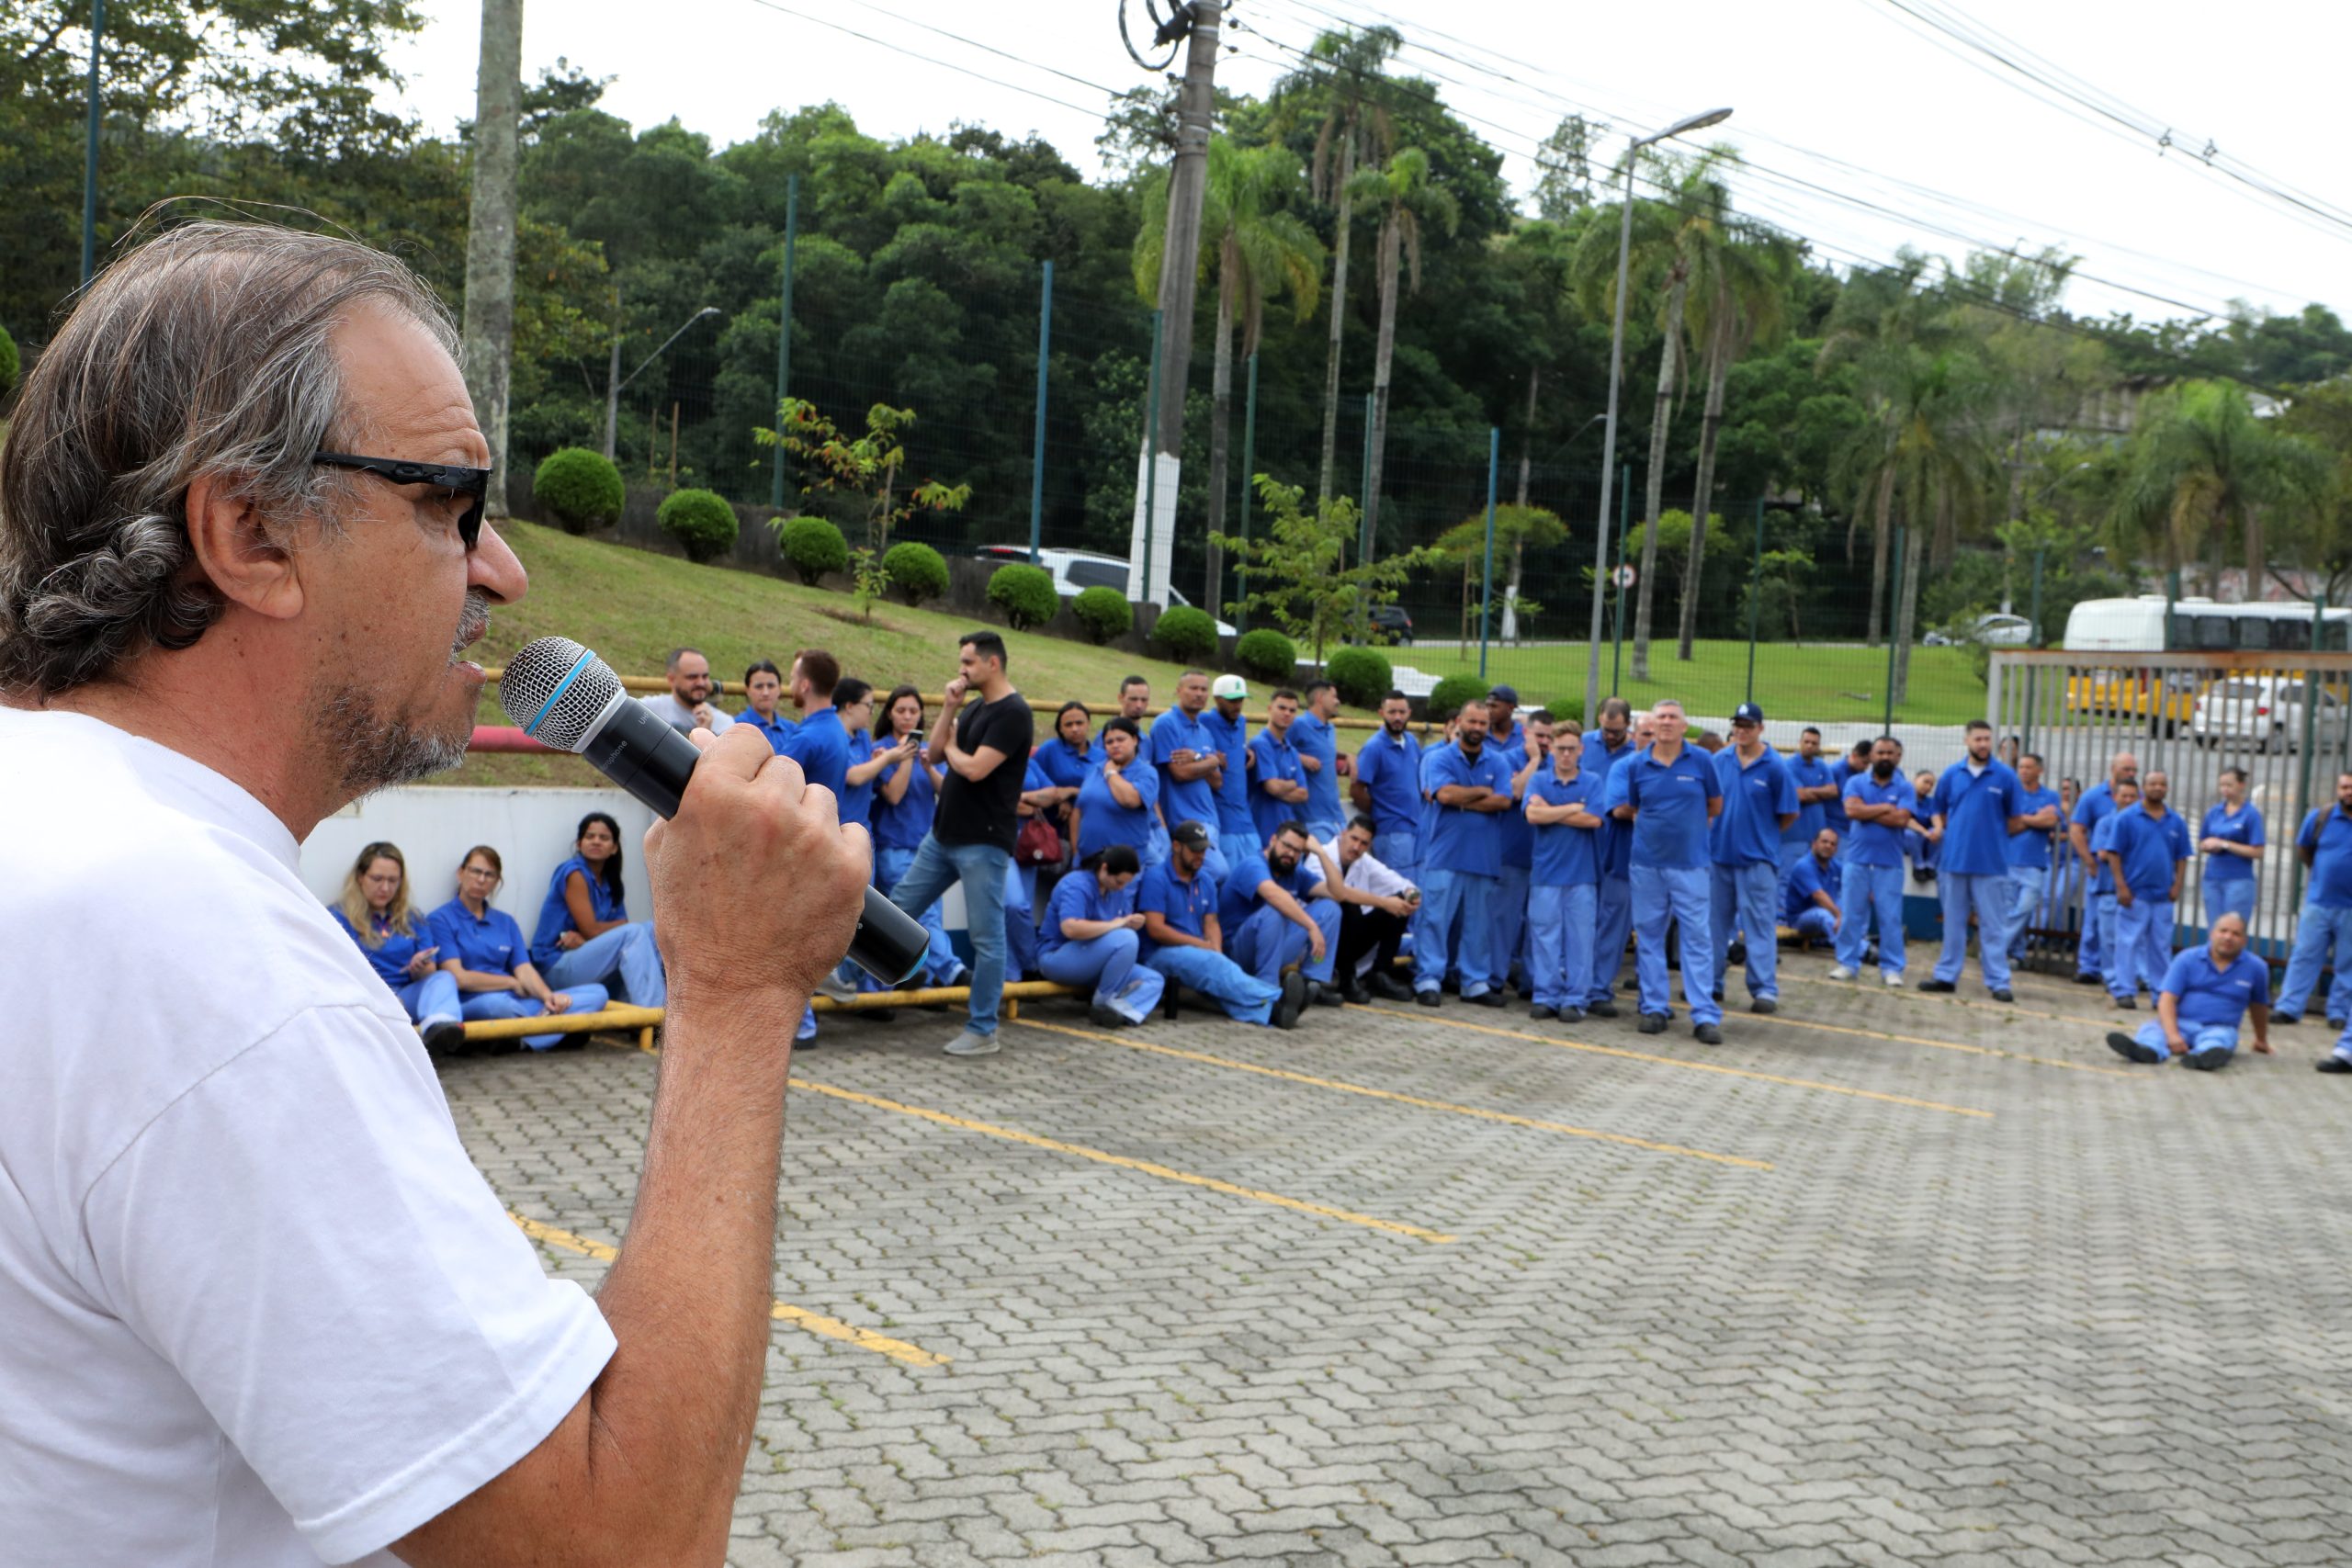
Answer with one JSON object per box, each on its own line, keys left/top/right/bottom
{"left": 2110, "top": 379, "right": 2330, "bottom": 594}
{"left": 753, "top": 397, "right": 970, "bottom": 554}
{"left": 1532, "top": 114, "right": 1607, "bottom": 222}
{"left": 1215, "top": 476, "right": 1439, "bottom": 669}
{"left": 1349, "top": 145, "right": 1459, "bottom": 581}
{"left": 1433, "top": 504, "right": 1567, "bottom": 645}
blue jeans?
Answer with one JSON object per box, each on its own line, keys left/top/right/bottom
{"left": 1492, "top": 865, "right": 1531, "bottom": 989}
{"left": 2134, "top": 1020, "right": 2239, "bottom": 1063}
{"left": 1587, "top": 876, "right": 1634, "bottom": 1007}
{"left": 888, "top": 834, "right": 1011, "bottom": 1036}
{"left": 2004, "top": 865, "right": 2047, "bottom": 961}
{"left": 1228, "top": 897, "right": 1342, "bottom": 987}
{"left": 1836, "top": 862, "right": 1906, "bottom": 976}
{"left": 2277, "top": 901, "right": 2352, "bottom": 1021}
{"left": 2205, "top": 877, "right": 2256, "bottom": 931}
{"left": 876, "top": 843, "right": 960, "bottom": 986}
{"left": 2109, "top": 895, "right": 2174, "bottom": 999}
{"left": 1145, "top": 943, "right": 1280, "bottom": 1025}
{"left": 460, "top": 983, "right": 611, "bottom": 1048}
{"left": 1527, "top": 883, "right": 1596, "bottom": 1012}
{"left": 1415, "top": 868, "right": 1496, "bottom": 996}
{"left": 1711, "top": 860, "right": 1781, "bottom": 1002}
{"left": 1371, "top": 828, "right": 1420, "bottom": 883}
{"left": 1792, "top": 907, "right": 1837, "bottom": 944}
{"left": 1039, "top": 930, "right": 1165, "bottom": 1022}
{"left": 542, "top": 921, "right": 666, "bottom": 1007}
{"left": 394, "top": 971, "right": 462, "bottom": 1028}
{"left": 1936, "top": 871, "right": 2014, "bottom": 991}
{"left": 1633, "top": 863, "right": 1718, "bottom": 1024}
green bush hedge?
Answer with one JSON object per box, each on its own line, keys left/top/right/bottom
{"left": 1072, "top": 586, "right": 1132, "bottom": 645}
{"left": 1324, "top": 647, "right": 1392, "bottom": 711}
{"left": 881, "top": 540, "right": 949, "bottom": 605}
{"left": 533, "top": 447, "right": 625, "bottom": 535}
{"left": 1427, "top": 672, "right": 1488, "bottom": 723}
{"left": 0, "top": 322, "right": 18, "bottom": 400}
{"left": 777, "top": 515, "right": 848, "bottom": 585}
{"left": 1235, "top": 628, "right": 1298, "bottom": 684}
{"left": 656, "top": 488, "right": 739, "bottom": 563}
{"left": 1544, "top": 691, "right": 1585, "bottom": 728}
{"left": 986, "top": 562, "right": 1058, "bottom": 630}
{"left": 1151, "top": 605, "right": 1217, "bottom": 664}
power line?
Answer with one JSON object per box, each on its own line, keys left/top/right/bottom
{"left": 737, "top": 0, "right": 1107, "bottom": 119}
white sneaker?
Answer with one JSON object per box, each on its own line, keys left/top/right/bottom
{"left": 943, "top": 1028, "right": 1001, "bottom": 1056}
{"left": 1883, "top": 970, "right": 1905, "bottom": 987}
{"left": 1827, "top": 964, "right": 1857, "bottom": 981}
{"left": 815, "top": 973, "right": 858, "bottom": 1003}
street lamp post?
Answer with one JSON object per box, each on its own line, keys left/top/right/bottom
{"left": 1581, "top": 106, "right": 1733, "bottom": 719}
{"left": 604, "top": 306, "right": 721, "bottom": 460}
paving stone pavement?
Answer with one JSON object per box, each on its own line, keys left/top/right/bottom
{"left": 443, "top": 949, "right": 2352, "bottom": 1566}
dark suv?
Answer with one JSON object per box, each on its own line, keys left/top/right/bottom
{"left": 1344, "top": 604, "right": 1414, "bottom": 646}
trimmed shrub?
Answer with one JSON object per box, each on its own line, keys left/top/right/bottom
{"left": 987, "top": 562, "right": 1058, "bottom": 630}
{"left": 1427, "top": 672, "right": 1488, "bottom": 723}
{"left": 1235, "top": 628, "right": 1298, "bottom": 684}
{"left": 1324, "top": 646, "right": 1392, "bottom": 711}
{"left": 533, "top": 447, "right": 624, "bottom": 534}
{"left": 1152, "top": 605, "right": 1217, "bottom": 664}
{"left": 0, "top": 322, "right": 17, "bottom": 400}
{"left": 881, "top": 540, "right": 949, "bottom": 605}
{"left": 1541, "top": 691, "right": 1585, "bottom": 728}
{"left": 656, "top": 488, "right": 739, "bottom": 563}
{"left": 1072, "top": 586, "right": 1132, "bottom": 645}
{"left": 778, "top": 514, "right": 848, "bottom": 585}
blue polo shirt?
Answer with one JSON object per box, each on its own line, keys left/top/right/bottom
{"left": 1841, "top": 770, "right": 1917, "bottom": 868}
{"left": 1583, "top": 731, "right": 1638, "bottom": 881}
{"left": 2007, "top": 784, "right": 2064, "bottom": 870}
{"left": 778, "top": 705, "right": 851, "bottom": 800}
{"left": 1136, "top": 858, "right": 1217, "bottom": 955}
{"left": 1929, "top": 758, "right": 2022, "bottom": 877}
{"left": 1248, "top": 727, "right": 1307, "bottom": 843}
{"left": 1217, "top": 852, "right": 1326, "bottom": 935}
{"left": 2073, "top": 782, "right": 2120, "bottom": 892}
{"left": 1074, "top": 756, "right": 1160, "bottom": 860}
{"left": 1622, "top": 744, "right": 1722, "bottom": 871}
{"left": 1822, "top": 758, "right": 1860, "bottom": 839}
{"left": 1783, "top": 853, "right": 1842, "bottom": 924}
{"left": 1040, "top": 870, "right": 1139, "bottom": 961}
{"left": 1353, "top": 728, "right": 1424, "bottom": 836}
{"left": 2088, "top": 810, "right": 2127, "bottom": 895}
{"left": 2298, "top": 805, "right": 2352, "bottom": 908}
{"left": 1495, "top": 744, "right": 1539, "bottom": 873}
{"left": 425, "top": 897, "right": 529, "bottom": 978}
{"left": 331, "top": 908, "right": 438, "bottom": 989}
{"left": 1200, "top": 708, "right": 1256, "bottom": 836}
{"left": 2159, "top": 943, "right": 2270, "bottom": 1031}
{"left": 1149, "top": 706, "right": 1219, "bottom": 834}
{"left": 1783, "top": 753, "right": 1836, "bottom": 845}
{"left": 737, "top": 707, "right": 795, "bottom": 753}
{"left": 1031, "top": 736, "right": 1093, "bottom": 795}
{"left": 2200, "top": 802, "right": 2265, "bottom": 886}
{"left": 1423, "top": 741, "right": 1513, "bottom": 875}
{"left": 837, "top": 728, "right": 879, "bottom": 830}
{"left": 1526, "top": 770, "right": 1600, "bottom": 887}
{"left": 1711, "top": 747, "right": 1797, "bottom": 868}
{"left": 2107, "top": 803, "right": 2191, "bottom": 898}
{"left": 530, "top": 853, "right": 628, "bottom": 966}
{"left": 873, "top": 754, "right": 939, "bottom": 853}
{"left": 1292, "top": 710, "right": 1342, "bottom": 826}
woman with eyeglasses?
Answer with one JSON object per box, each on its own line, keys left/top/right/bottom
{"left": 428, "top": 846, "right": 608, "bottom": 1051}
{"left": 331, "top": 840, "right": 464, "bottom": 1054}
{"left": 529, "top": 811, "right": 667, "bottom": 1007}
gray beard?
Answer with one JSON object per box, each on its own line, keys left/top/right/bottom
{"left": 319, "top": 679, "right": 469, "bottom": 800}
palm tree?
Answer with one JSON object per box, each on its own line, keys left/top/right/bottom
{"left": 1348, "top": 144, "right": 1458, "bottom": 580}
{"left": 1135, "top": 139, "right": 1323, "bottom": 618}
{"left": 1277, "top": 26, "right": 1400, "bottom": 508}
{"left": 1817, "top": 252, "right": 1946, "bottom": 645}
{"left": 2111, "top": 379, "right": 2330, "bottom": 595}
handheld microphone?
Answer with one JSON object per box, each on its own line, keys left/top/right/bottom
{"left": 499, "top": 636, "right": 930, "bottom": 987}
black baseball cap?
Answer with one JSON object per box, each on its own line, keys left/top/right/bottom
{"left": 1170, "top": 820, "right": 1212, "bottom": 849}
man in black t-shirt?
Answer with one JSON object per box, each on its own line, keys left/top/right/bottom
{"left": 887, "top": 630, "right": 1035, "bottom": 1055}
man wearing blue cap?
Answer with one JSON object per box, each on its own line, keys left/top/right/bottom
{"left": 1919, "top": 719, "right": 2026, "bottom": 1002}
{"left": 1611, "top": 698, "right": 1724, "bottom": 1043}
{"left": 1711, "top": 703, "right": 1798, "bottom": 1013}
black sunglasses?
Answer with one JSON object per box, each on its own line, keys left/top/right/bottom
{"left": 312, "top": 452, "right": 488, "bottom": 549}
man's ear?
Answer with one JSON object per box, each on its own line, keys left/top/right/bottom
{"left": 184, "top": 473, "right": 306, "bottom": 622}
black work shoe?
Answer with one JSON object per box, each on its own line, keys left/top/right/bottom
{"left": 1273, "top": 970, "right": 1308, "bottom": 1030}
{"left": 1340, "top": 981, "right": 1372, "bottom": 1005}
{"left": 422, "top": 1020, "right": 467, "bottom": 1057}
{"left": 2185, "top": 1049, "right": 2231, "bottom": 1072}
{"left": 1559, "top": 1008, "right": 1587, "bottom": 1024}
{"left": 2273, "top": 1013, "right": 2301, "bottom": 1026}
{"left": 1089, "top": 1004, "right": 1128, "bottom": 1030}
{"left": 1693, "top": 1022, "right": 1724, "bottom": 1045}
{"left": 1726, "top": 941, "right": 1747, "bottom": 967}
{"left": 1311, "top": 982, "right": 1342, "bottom": 1008}
{"left": 1416, "top": 988, "right": 1442, "bottom": 1008}
{"left": 1917, "top": 979, "right": 1957, "bottom": 994}
{"left": 859, "top": 1007, "right": 898, "bottom": 1023}
{"left": 2113, "top": 995, "right": 2137, "bottom": 1010}
{"left": 1989, "top": 988, "right": 2014, "bottom": 1003}
{"left": 1586, "top": 998, "right": 1621, "bottom": 1019}
{"left": 1637, "top": 1013, "right": 1668, "bottom": 1034}
{"left": 2074, "top": 972, "right": 2105, "bottom": 986}
{"left": 1750, "top": 997, "right": 1778, "bottom": 1015}
{"left": 1528, "top": 1004, "right": 1558, "bottom": 1021}
{"left": 2317, "top": 1056, "right": 2352, "bottom": 1074}
{"left": 1368, "top": 972, "right": 1411, "bottom": 1000}
{"left": 2106, "top": 1031, "right": 2159, "bottom": 1064}
{"left": 1464, "top": 989, "right": 1506, "bottom": 1009}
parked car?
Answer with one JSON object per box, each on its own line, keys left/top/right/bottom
{"left": 1340, "top": 604, "right": 1414, "bottom": 646}
{"left": 976, "top": 546, "right": 1236, "bottom": 636}
{"left": 1924, "top": 612, "right": 2032, "bottom": 648}
{"left": 2190, "top": 675, "right": 2350, "bottom": 753}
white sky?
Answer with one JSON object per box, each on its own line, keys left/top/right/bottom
{"left": 385, "top": 0, "right": 2352, "bottom": 328}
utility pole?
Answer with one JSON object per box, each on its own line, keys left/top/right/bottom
{"left": 1129, "top": 0, "right": 1221, "bottom": 608}
{"left": 459, "top": 0, "right": 524, "bottom": 516}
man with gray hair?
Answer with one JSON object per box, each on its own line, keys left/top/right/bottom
{"left": 0, "top": 221, "right": 872, "bottom": 1562}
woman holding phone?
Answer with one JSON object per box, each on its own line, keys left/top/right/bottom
{"left": 331, "top": 840, "right": 463, "bottom": 1054}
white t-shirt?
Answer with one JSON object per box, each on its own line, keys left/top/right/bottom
{"left": 0, "top": 709, "right": 616, "bottom": 1566}
{"left": 637, "top": 691, "right": 733, "bottom": 734}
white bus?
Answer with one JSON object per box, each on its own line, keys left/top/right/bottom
{"left": 2063, "top": 595, "right": 2352, "bottom": 729}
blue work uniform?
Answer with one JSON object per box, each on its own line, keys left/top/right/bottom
{"left": 1073, "top": 756, "right": 1161, "bottom": 862}
{"left": 1150, "top": 707, "right": 1226, "bottom": 877}
{"left": 1928, "top": 758, "right": 2022, "bottom": 991}
{"left": 1711, "top": 746, "right": 1797, "bottom": 1004}
{"left": 1822, "top": 757, "right": 1861, "bottom": 857}
{"left": 1030, "top": 736, "right": 1093, "bottom": 796}
{"left": 529, "top": 853, "right": 666, "bottom": 1008}
{"left": 2128, "top": 942, "right": 2269, "bottom": 1065}
{"left": 1414, "top": 741, "right": 1512, "bottom": 998}
{"left": 1291, "top": 709, "right": 1344, "bottom": 840}
{"left": 1134, "top": 858, "right": 1280, "bottom": 1025}
{"left": 2199, "top": 801, "right": 2264, "bottom": 929}
{"left": 737, "top": 706, "right": 795, "bottom": 752}
{"left": 1037, "top": 871, "right": 1165, "bottom": 1024}
{"left": 1219, "top": 852, "right": 1341, "bottom": 989}
{"left": 1248, "top": 726, "right": 1308, "bottom": 847}
{"left": 779, "top": 705, "right": 851, "bottom": 802}
{"left": 2105, "top": 804, "right": 2191, "bottom": 1001}
{"left": 1837, "top": 770, "right": 1916, "bottom": 979}
{"left": 837, "top": 728, "right": 878, "bottom": 832}
{"left": 2003, "top": 783, "right": 2064, "bottom": 964}
{"left": 2281, "top": 804, "right": 2352, "bottom": 1023}
{"left": 1201, "top": 708, "right": 1260, "bottom": 867}
{"left": 1353, "top": 728, "right": 1425, "bottom": 876}
{"left": 1525, "top": 769, "right": 1600, "bottom": 1014}
{"left": 1783, "top": 853, "right": 1842, "bottom": 946}
{"left": 1582, "top": 730, "right": 1640, "bottom": 1008}
{"left": 1491, "top": 738, "right": 1540, "bottom": 996}
{"left": 2071, "top": 782, "right": 2122, "bottom": 981}
{"left": 331, "top": 907, "right": 461, "bottom": 1029}
{"left": 1623, "top": 744, "right": 1724, "bottom": 1026}
{"left": 1781, "top": 752, "right": 1836, "bottom": 883}
{"left": 426, "top": 897, "right": 610, "bottom": 1050}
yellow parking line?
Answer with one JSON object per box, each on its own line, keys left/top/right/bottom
{"left": 787, "top": 1076, "right": 1456, "bottom": 1244}
{"left": 1763, "top": 1010, "right": 2140, "bottom": 1077}
{"left": 1010, "top": 1017, "right": 1772, "bottom": 1171}
{"left": 507, "top": 1212, "right": 952, "bottom": 1367}
{"left": 1346, "top": 1002, "right": 1994, "bottom": 1119}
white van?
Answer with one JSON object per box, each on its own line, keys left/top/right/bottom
{"left": 976, "top": 546, "right": 1237, "bottom": 636}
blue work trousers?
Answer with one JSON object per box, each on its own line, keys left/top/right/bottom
{"left": 2278, "top": 902, "right": 2352, "bottom": 1022}
{"left": 1526, "top": 883, "right": 1596, "bottom": 1013}
{"left": 1587, "top": 876, "right": 1634, "bottom": 1008}
{"left": 2205, "top": 878, "right": 2256, "bottom": 931}
{"left": 2132, "top": 1019, "right": 2241, "bottom": 1063}
{"left": 1791, "top": 907, "right": 1837, "bottom": 945}
{"left": 1492, "top": 865, "right": 1531, "bottom": 990}
{"left": 541, "top": 920, "right": 666, "bottom": 1008}
{"left": 393, "top": 971, "right": 462, "bottom": 1029}
{"left": 2004, "top": 865, "right": 2047, "bottom": 962}
{"left": 1228, "top": 897, "right": 1341, "bottom": 987}
{"left": 2109, "top": 894, "right": 2175, "bottom": 1000}
{"left": 1633, "top": 863, "right": 1719, "bottom": 1025}
{"left": 1711, "top": 860, "right": 1781, "bottom": 1002}
{"left": 1039, "top": 930, "right": 1165, "bottom": 1022}
{"left": 459, "top": 984, "right": 611, "bottom": 1049}
{"left": 1414, "top": 867, "right": 1496, "bottom": 997}
{"left": 1835, "top": 862, "right": 1906, "bottom": 977}
{"left": 1145, "top": 944, "right": 1280, "bottom": 1025}
{"left": 1372, "top": 829, "right": 1420, "bottom": 884}
{"left": 1935, "top": 871, "right": 2014, "bottom": 991}
{"left": 2075, "top": 865, "right": 2109, "bottom": 979}
{"left": 888, "top": 834, "right": 1011, "bottom": 1037}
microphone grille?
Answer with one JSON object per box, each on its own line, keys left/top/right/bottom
{"left": 498, "top": 636, "right": 622, "bottom": 752}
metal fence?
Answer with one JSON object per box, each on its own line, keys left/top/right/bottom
{"left": 1988, "top": 649, "right": 2352, "bottom": 967}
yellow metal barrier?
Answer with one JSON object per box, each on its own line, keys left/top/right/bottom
{"left": 454, "top": 981, "right": 1082, "bottom": 1054}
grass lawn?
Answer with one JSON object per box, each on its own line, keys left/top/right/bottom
{"left": 1401, "top": 637, "right": 1986, "bottom": 727}
{"left": 438, "top": 520, "right": 1296, "bottom": 787}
